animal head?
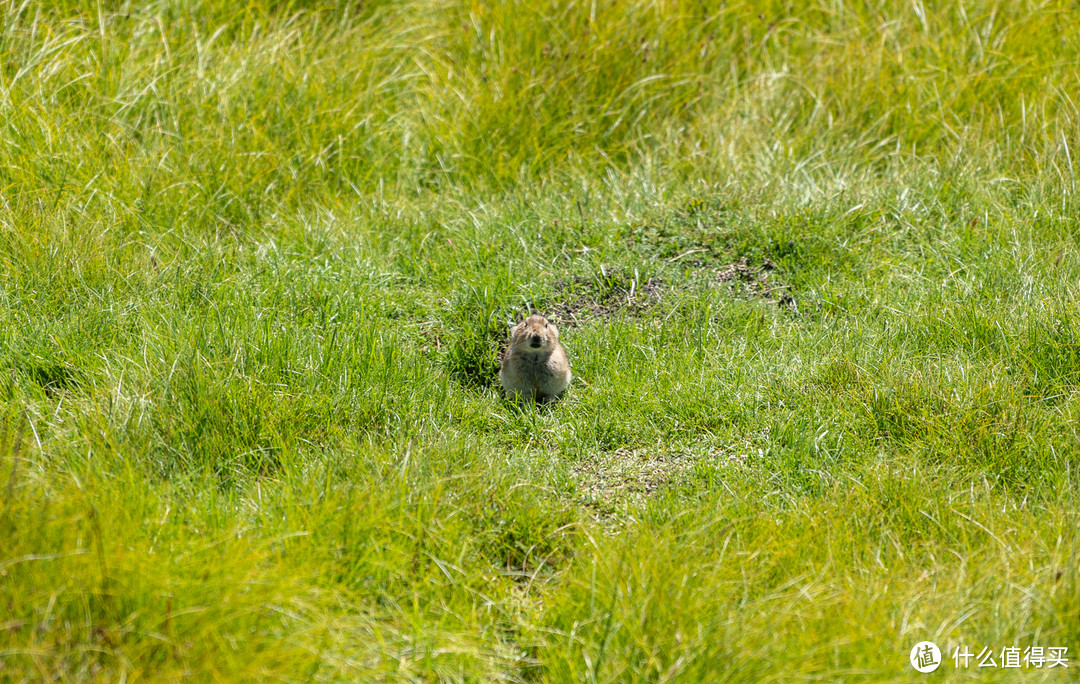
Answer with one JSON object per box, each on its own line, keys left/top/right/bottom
{"left": 510, "top": 315, "right": 560, "bottom": 352}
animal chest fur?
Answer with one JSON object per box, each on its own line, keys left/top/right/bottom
{"left": 514, "top": 352, "right": 555, "bottom": 385}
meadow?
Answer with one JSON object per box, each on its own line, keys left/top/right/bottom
{"left": 1, "top": 0, "right": 1079, "bottom": 680}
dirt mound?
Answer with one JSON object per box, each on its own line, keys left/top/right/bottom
{"left": 546, "top": 270, "right": 664, "bottom": 327}
{"left": 715, "top": 257, "right": 787, "bottom": 301}
{"left": 572, "top": 448, "right": 696, "bottom": 508}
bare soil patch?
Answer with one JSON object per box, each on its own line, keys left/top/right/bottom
{"left": 715, "top": 257, "right": 789, "bottom": 301}
{"left": 545, "top": 271, "right": 665, "bottom": 327}
{"left": 572, "top": 448, "right": 697, "bottom": 508}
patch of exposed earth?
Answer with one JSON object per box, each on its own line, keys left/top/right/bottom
{"left": 571, "top": 448, "right": 697, "bottom": 512}
{"left": 540, "top": 256, "right": 792, "bottom": 330}
{"left": 715, "top": 257, "right": 784, "bottom": 298}
{"left": 545, "top": 271, "right": 665, "bottom": 327}
{"left": 570, "top": 444, "right": 763, "bottom": 522}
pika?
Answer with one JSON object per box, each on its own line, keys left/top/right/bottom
{"left": 500, "top": 314, "right": 571, "bottom": 403}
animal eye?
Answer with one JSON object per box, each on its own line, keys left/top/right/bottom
{"left": 544, "top": 322, "right": 549, "bottom": 327}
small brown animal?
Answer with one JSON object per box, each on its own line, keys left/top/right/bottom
{"left": 500, "top": 314, "right": 571, "bottom": 402}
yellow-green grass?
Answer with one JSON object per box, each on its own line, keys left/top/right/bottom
{"left": 2, "top": 0, "right": 1079, "bottom": 680}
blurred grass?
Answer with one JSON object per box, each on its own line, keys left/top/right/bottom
{"left": 2, "top": 0, "right": 1079, "bottom": 680}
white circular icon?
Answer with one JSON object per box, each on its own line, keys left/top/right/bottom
{"left": 910, "top": 641, "right": 942, "bottom": 672}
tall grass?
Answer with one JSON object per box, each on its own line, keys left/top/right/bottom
{"left": 2, "top": 0, "right": 1079, "bottom": 680}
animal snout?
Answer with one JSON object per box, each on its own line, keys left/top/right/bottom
{"left": 529, "top": 334, "right": 542, "bottom": 347}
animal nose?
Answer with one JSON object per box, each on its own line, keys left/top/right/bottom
{"left": 530, "top": 334, "right": 542, "bottom": 347}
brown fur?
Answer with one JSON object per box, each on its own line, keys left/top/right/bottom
{"left": 499, "top": 315, "right": 571, "bottom": 402}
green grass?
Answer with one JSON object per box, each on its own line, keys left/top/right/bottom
{"left": 2, "top": 0, "right": 1079, "bottom": 680}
